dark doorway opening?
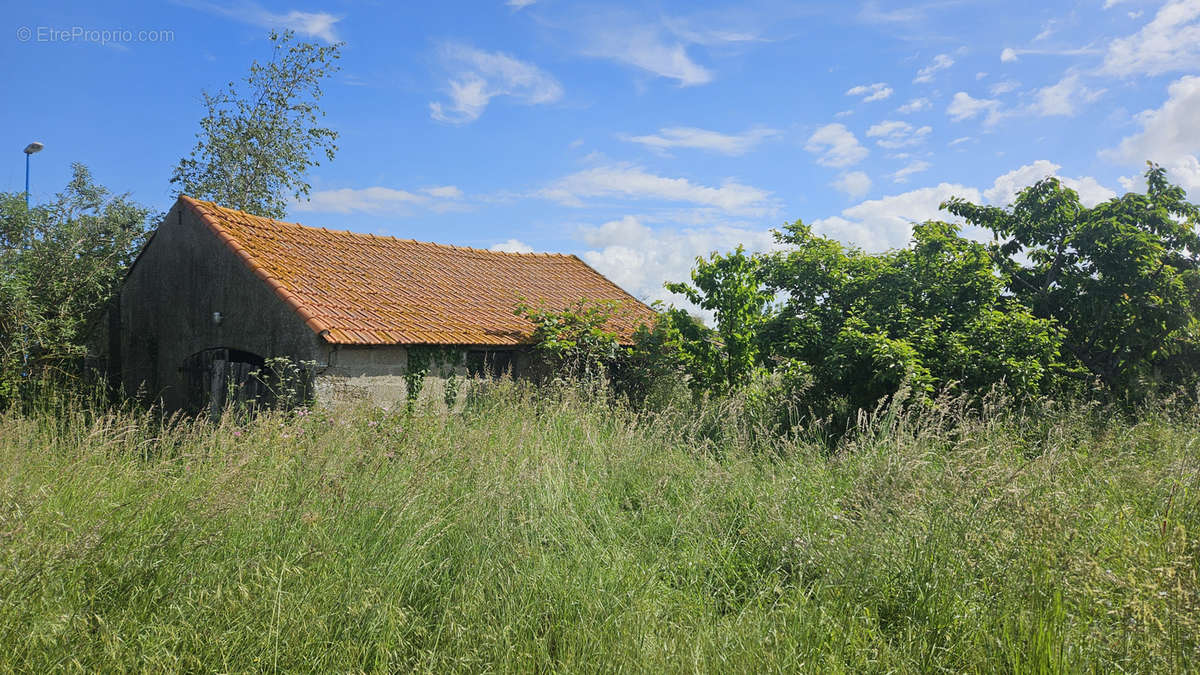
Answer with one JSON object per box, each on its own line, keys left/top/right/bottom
{"left": 467, "top": 350, "right": 514, "bottom": 379}
{"left": 181, "top": 348, "right": 266, "bottom": 417}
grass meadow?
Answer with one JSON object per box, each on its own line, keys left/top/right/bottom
{"left": 1, "top": 383, "right": 1198, "bottom": 672}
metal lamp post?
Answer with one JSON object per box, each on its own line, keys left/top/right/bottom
{"left": 23, "top": 141, "right": 44, "bottom": 209}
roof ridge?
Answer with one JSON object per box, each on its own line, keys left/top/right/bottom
{"left": 181, "top": 196, "right": 571, "bottom": 258}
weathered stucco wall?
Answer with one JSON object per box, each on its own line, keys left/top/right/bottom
{"left": 317, "top": 346, "right": 412, "bottom": 404}
{"left": 117, "top": 202, "right": 327, "bottom": 409}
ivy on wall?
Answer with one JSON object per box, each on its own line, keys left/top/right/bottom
{"left": 404, "top": 346, "right": 466, "bottom": 411}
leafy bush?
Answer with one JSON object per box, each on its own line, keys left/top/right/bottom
{"left": 762, "top": 219, "right": 1067, "bottom": 417}
{"left": 0, "top": 165, "right": 153, "bottom": 408}
{"left": 515, "top": 297, "right": 625, "bottom": 382}
{"left": 665, "top": 246, "right": 774, "bottom": 392}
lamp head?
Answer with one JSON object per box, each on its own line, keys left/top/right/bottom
{"left": 23, "top": 142, "right": 44, "bottom": 155}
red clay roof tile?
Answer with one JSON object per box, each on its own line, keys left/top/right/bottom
{"left": 179, "top": 196, "right": 657, "bottom": 346}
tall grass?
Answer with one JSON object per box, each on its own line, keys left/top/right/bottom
{"left": 1, "top": 383, "right": 1197, "bottom": 672}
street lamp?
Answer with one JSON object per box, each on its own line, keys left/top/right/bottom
{"left": 23, "top": 142, "right": 44, "bottom": 210}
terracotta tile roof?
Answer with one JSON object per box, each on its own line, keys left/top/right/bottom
{"left": 179, "top": 196, "right": 657, "bottom": 346}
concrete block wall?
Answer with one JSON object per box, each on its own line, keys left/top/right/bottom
{"left": 315, "top": 345, "right": 480, "bottom": 409}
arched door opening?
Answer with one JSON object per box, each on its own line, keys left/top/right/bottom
{"left": 181, "top": 348, "right": 266, "bottom": 417}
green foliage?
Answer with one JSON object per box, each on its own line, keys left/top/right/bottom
{"left": 655, "top": 308, "right": 722, "bottom": 391}
{"left": 515, "top": 298, "right": 625, "bottom": 381}
{"left": 170, "top": 30, "right": 342, "bottom": 218}
{"left": 944, "top": 164, "right": 1200, "bottom": 400}
{"left": 753, "top": 220, "right": 1064, "bottom": 418}
{"left": 403, "top": 346, "right": 464, "bottom": 412}
{"left": 1, "top": 387, "right": 1197, "bottom": 671}
{"left": 443, "top": 374, "right": 461, "bottom": 409}
{"left": 248, "top": 356, "right": 318, "bottom": 411}
{"left": 665, "top": 246, "right": 774, "bottom": 391}
{"left": 0, "top": 165, "right": 153, "bottom": 407}
{"left": 609, "top": 309, "right": 694, "bottom": 405}
{"left": 652, "top": 166, "right": 1200, "bottom": 419}
{"left": 404, "top": 361, "right": 425, "bottom": 411}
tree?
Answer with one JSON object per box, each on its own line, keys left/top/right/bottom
{"left": 759, "top": 220, "right": 1065, "bottom": 416}
{"left": 0, "top": 165, "right": 153, "bottom": 405}
{"left": 943, "top": 164, "right": 1200, "bottom": 398}
{"left": 665, "top": 246, "right": 775, "bottom": 392}
{"left": 171, "top": 30, "right": 342, "bottom": 218}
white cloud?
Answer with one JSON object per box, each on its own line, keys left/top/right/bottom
{"left": 182, "top": 2, "right": 342, "bottom": 42}
{"left": 891, "top": 160, "right": 932, "bottom": 183}
{"left": 897, "top": 97, "right": 932, "bottom": 113}
{"left": 833, "top": 171, "right": 873, "bottom": 198}
{"left": 1001, "top": 45, "right": 1100, "bottom": 62}
{"left": 583, "top": 25, "right": 712, "bottom": 86}
{"left": 950, "top": 136, "right": 972, "bottom": 146}
{"left": 810, "top": 162, "right": 1115, "bottom": 251}
{"left": 507, "top": 0, "right": 537, "bottom": 8}
{"left": 1031, "top": 72, "right": 1105, "bottom": 117}
{"left": 866, "top": 120, "right": 933, "bottom": 148}
{"left": 913, "top": 53, "right": 954, "bottom": 83}
{"left": 268, "top": 9, "right": 340, "bottom": 42}
{"left": 659, "top": 15, "right": 763, "bottom": 46}
{"left": 1103, "top": 0, "right": 1200, "bottom": 76}
{"left": 423, "top": 185, "right": 464, "bottom": 199}
{"left": 811, "top": 183, "right": 980, "bottom": 251}
{"left": 429, "top": 44, "right": 562, "bottom": 123}
{"left": 1035, "top": 19, "right": 1058, "bottom": 41}
{"left": 846, "top": 82, "right": 893, "bottom": 102}
{"left": 989, "top": 79, "right": 1020, "bottom": 95}
{"left": 1103, "top": 75, "right": 1200, "bottom": 192}
{"left": 538, "top": 164, "right": 775, "bottom": 215}
{"left": 620, "top": 126, "right": 779, "bottom": 155}
{"left": 984, "top": 160, "right": 1115, "bottom": 207}
{"left": 491, "top": 238, "right": 535, "bottom": 253}
{"left": 947, "top": 91, "right": 1001, "bottom": 123}
{"left": 295, "top": 185, "right": 465, "bottom": 214}
{"left": 577, "top": 216, "right": 779, "bottom": 307}
{"left": 805, "top": 123, "right": 869, "bottom": 167}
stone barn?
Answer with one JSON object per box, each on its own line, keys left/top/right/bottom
{"left": 111, "top": 196, "right": 655, "bottom": 412}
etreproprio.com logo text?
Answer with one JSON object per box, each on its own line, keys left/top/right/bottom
{"left": 16, "top": 26, "right": 175, "bottom": 45}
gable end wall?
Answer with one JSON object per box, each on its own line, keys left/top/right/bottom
{"left": 118, "top": 201, "right": 329, "bottom": 409}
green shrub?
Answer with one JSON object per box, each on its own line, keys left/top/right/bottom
{"left": 0, "top": 165, "right": 153, "bottom": 409}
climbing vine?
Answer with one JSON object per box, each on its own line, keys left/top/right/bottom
{"left": 404, "top": 346, "right": 465, "bottom": 411}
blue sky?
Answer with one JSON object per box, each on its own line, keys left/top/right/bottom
{"left": 3, "top": 0, "right": 1199, "bottom": 306}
